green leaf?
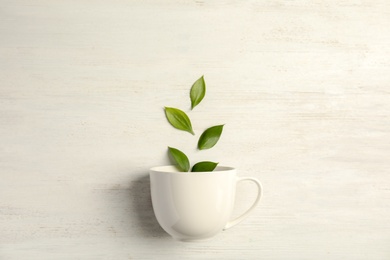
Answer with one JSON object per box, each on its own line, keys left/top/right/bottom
{"left": 168, "top": 147, "right": 190, "bottom": 172}
{"left": 198, "top": 124, "right": 224, "bottom": 150}
{"left": 191, "top": 161, "right": 219, "bottom": 172}
{"left": 190, "top": 76, "right": 206, "bottom": 110}
{"left": 164, "top": 107, "right": 195, "bottom": 135}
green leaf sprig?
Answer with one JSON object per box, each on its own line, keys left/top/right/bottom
{"left": 164, "top": 107, "right": 194, "bottom": 135}
{"left": 198, "top": 125, "right": 224, "bottom": 150}
{"left": 191, "top": 161, "right": 218, "bottom": 172}
{"left": 190, "top": 76, "right": 206, "bottom": 110}
{"left": 168, "top": 147, "right": 190, "bottom": 172}
{"left": 165, "top": 76, "right": 224, "bottom": 172}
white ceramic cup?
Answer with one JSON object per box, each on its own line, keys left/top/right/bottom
{"left": 149, "top": 165, "right": 262, "bottom": 241}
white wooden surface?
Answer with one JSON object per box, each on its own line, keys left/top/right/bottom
{"left": 1, "top": 0, "right": 390, "bottom": 259}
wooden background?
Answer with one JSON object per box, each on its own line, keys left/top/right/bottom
{"left": 1, "top": 0, "right": 389, "bottom": 259}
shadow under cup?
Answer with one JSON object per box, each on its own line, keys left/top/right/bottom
{"left": 150, "top": 166, "right": 254, "bottom": 241}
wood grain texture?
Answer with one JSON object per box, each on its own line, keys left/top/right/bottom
{"left": 1, "top": 0, "right": 390, "bottom": 259}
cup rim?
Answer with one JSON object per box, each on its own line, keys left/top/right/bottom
{"left": 150, "top": 165, "right": 235, "bottom": 174}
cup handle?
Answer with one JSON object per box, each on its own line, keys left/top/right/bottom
{"left": 223, "top": 177, "right": 263, "bottom": 230}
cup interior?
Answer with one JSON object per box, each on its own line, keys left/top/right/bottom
{"left": 150, "top": 165, "right": 235, "bottom": 173}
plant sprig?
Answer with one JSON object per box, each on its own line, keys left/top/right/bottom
{"left": 164, "top": 107, "right": 194, "bottom": 135}
{"left": 190, "top": 76, "right": 206, "bottom": 110}
{"left": 165, "top": 76, "right": 224, "bottom": 172}
{"left": 168, "top": 147, "right": 190, "bottom": 172}
{"left": 198, "top": 125, "right": 224, "bottom": 150}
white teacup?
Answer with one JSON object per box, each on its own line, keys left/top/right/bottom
{"left": 149, "top": 165, "right": 262, "bottom": 241}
